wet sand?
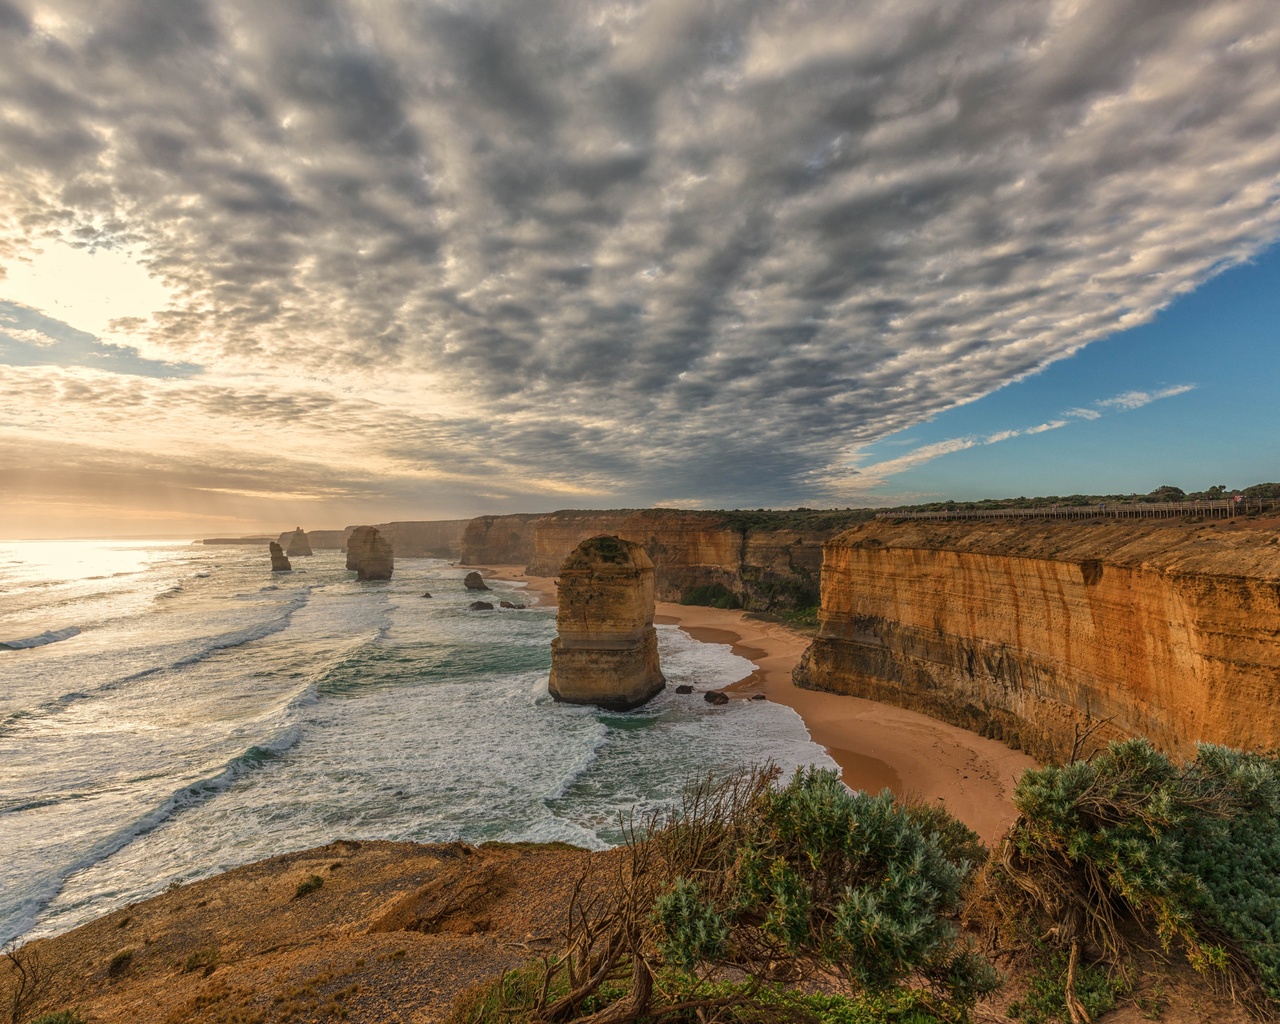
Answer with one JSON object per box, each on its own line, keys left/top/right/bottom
{"left": 479, "top": 565, "right": 1036, "bottom": 845}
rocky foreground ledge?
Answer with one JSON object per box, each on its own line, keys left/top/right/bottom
{"left": 6, "top": 831, "right": 1260, "bottom": 1024}
{"left": 8, "top": 840, "right": 599, "bottom": 1024}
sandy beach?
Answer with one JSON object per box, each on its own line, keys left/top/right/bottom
{"left": 481, "top": 566, "right": 1037, "bottom": 845}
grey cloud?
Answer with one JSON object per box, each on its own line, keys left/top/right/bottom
{"left": 1, "top": 0, "right": 1279, "bottom": 508}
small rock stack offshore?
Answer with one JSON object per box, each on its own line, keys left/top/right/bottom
{"left": 549, "top": 535, "right": 665, "bottom": 711}
{"left": 345, "top": 526, "right": 394, "bottom": 581}
{"left": 269, "top": 542, "right": 292, "bottom": 572}
{"left": 285, "top": 527, "right": 313, "bottom": 557}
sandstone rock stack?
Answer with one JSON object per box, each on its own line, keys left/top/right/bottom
{"left": 285, "top": 527, "right": 313, "bottom": 557}
{"left": 346, "top": 526, "right": 394, "bottom": 581}
{"left": 549, "top": 536, "right": 665, "bottom": 711}
{"left": 269, "top": 542, "right": 292, "bottom": 572}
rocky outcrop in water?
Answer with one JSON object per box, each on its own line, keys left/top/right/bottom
{"left": 285, "top": 528, "right": 313, "bottom": 557}
{"left": 794, "top": 518, "right": 1280, "bottom": 762}
{"left": 346, "top": 526, "right": 394, "bottom": 581}
{"left": 549, "top": 536, "right": 665, "bottom": 711}
{"left": 463, "top": 572, "right": 489, "bottom": 591}
{"left": 269, "top": 542, "right": 292, "bottom": 572}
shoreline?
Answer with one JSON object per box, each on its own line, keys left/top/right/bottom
{"left": 478, "top": 565, "right": 1037, "bottom": 845}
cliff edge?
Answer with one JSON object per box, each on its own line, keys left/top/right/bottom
{"left": 795, "top": 516, "right": 1280, "bottom": 762}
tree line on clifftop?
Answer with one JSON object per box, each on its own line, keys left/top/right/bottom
{"left": 897, "top": 481, "right": 1280, "bottom": 513}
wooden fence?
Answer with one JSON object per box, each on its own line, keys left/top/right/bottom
{"left": 877, "top": 498, "right": 1279, "bottom": 522}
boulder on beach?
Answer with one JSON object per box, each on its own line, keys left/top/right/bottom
{"left": 285, "top": 527, "right": 313, "bottom": 557}
{"left": 751, "top": 693, "right": 767, "bottom": 701}
{"left": 463, "top": 571, "right": 490, "bottom": 591}
{"left": 469, "top": 601, "right": 494, "bottom": 611}
{"left": 346, "top": 526, "right": 394, "bottom": 581}
{"left": 269, "top": 542, "right": 292, "bottom": 572}
{"left": 704, "top": 691, "right": 729, "bottom": 705}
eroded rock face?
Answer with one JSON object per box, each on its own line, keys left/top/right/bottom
{"left": 346, "top": 526, "right": 394, "bottom": 581}
{"left": 549, "top": 536, "right": 665, "bottom": 711}
{"left": 463, "top": 571, "right": 489, "bottom": 591}
{"left": 525, "top": 508, "right": 866, "bottom": 612}
{"left": 461, "top": 513, "right": 543, "bottom": 566}
{"left": 269, "top": 542, "right": 292, "bottom": 572}
{"left": 795, "top": 519, "right": 1280, "bottom": 762}
{"left": 285, "top": 527, "right": 313, "bottom": 557}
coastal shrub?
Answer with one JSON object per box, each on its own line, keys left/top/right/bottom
{"left": 294, "top": 874, "right": 325, "bottom": 899}
{"left": 31, "top": 1013, "right": 87, "bottom": 1024}
{"left": 452, "top": 766, "right": 995, "bottom": 1024}
{"left": 778, "top": 604, "right": 820, "bottom": 631}
{"left": 680, "top": 583, "right": 741, "bottom": 609}
{"left": 1006, "top": 944, "right": 1125, "bottom": 1024}
{"left": 990, "top": 738, "right": 1280, "bottom": 1012}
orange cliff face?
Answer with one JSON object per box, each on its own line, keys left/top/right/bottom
{"left": 461, "top": 513, "right": 544, "bottom": 566}
{"left": 794, "top": 517, "right": 1280, "bottom": 762}
{"left": 524, "top": 508, "right": 864, "bottom": 612}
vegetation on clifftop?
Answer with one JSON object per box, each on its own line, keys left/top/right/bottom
{"left": 451, "top": 767, "right": 995, "bottom": 1024}
{"left": 982, "top": 739, "right": 1280, "bottom": 1017}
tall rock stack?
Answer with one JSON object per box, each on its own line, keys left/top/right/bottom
{"left": 549, "top": 536, "right": 665, "bottom": 711}
{"left": 269, "top": 542, "right": 292, "bottom": 572}
{"left": 285, "top": 527, "right": 313, "bottom": 557}
{"left": 346, "top": 526, "right": 394, "bottom": 581}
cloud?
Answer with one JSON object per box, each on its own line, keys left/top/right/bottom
{"left": 840, "top": 382, "right": 1198, "bottom": 488}
{"left": 0, "top": 1, "right": 1277, "bottom": 514}
{"left": 1026, "top": 419, "right": 1068, "bottom": 434}
{"left": 1095, "top": 384, "right": 1197, "bottom": 411}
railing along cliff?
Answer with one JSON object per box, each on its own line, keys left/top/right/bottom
{"left": 877, "top": 498, "right": 1279, "bottom": 522}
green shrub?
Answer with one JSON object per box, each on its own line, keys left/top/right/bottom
{"left": 999, "top": 738, "right": 1280, "bottom": 1008}
{"left": 680, "top": 583, "right": 741, "bottom": 609}
{"left": 31, "top": 1012, "right": 88, "bottom": 1024}
{"left": 294, "top": 874, "right": 324, "bottom": 899}
{"left": 455, "top": 766, "right": 995, "bottom": 1023}
{"left": 1006, "top": 946, "right": 1125, "bottom": 1023}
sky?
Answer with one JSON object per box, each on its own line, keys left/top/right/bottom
{"left": 1, "top": 0, "right": 1279, "bottom": 538}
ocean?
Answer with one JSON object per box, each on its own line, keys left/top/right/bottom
{"left": 0, "top": 539, "right": 835, "bottom": 945}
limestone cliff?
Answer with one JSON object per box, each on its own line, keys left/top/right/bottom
{"left": 549, "top": 536, "right": 665, "bottom": 710}
{"left": 304, "top": 529, "right": 348, "bottom": 550}
{"left": 794, "top": 517, "right": 1280, "bottom": 762}
{"left": 461, "top": 513, "right": 544, "bottom": 565}
{"left": 526, "top": 508, "right": 868, "bottom": 611}
{"left": 268, "top": 542, "right": 291, "bottom": 572}
{"left": 345, "top": 526, "right": 394, "bottom": 581}
{"left": 369, "top": 520, "right": 470, "bottom": 558}
{"left": 275, "top": 529, "right": 347, "bottom": 550}
{"left": 285, "top": 527, "right": 313, "bottom": 557}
